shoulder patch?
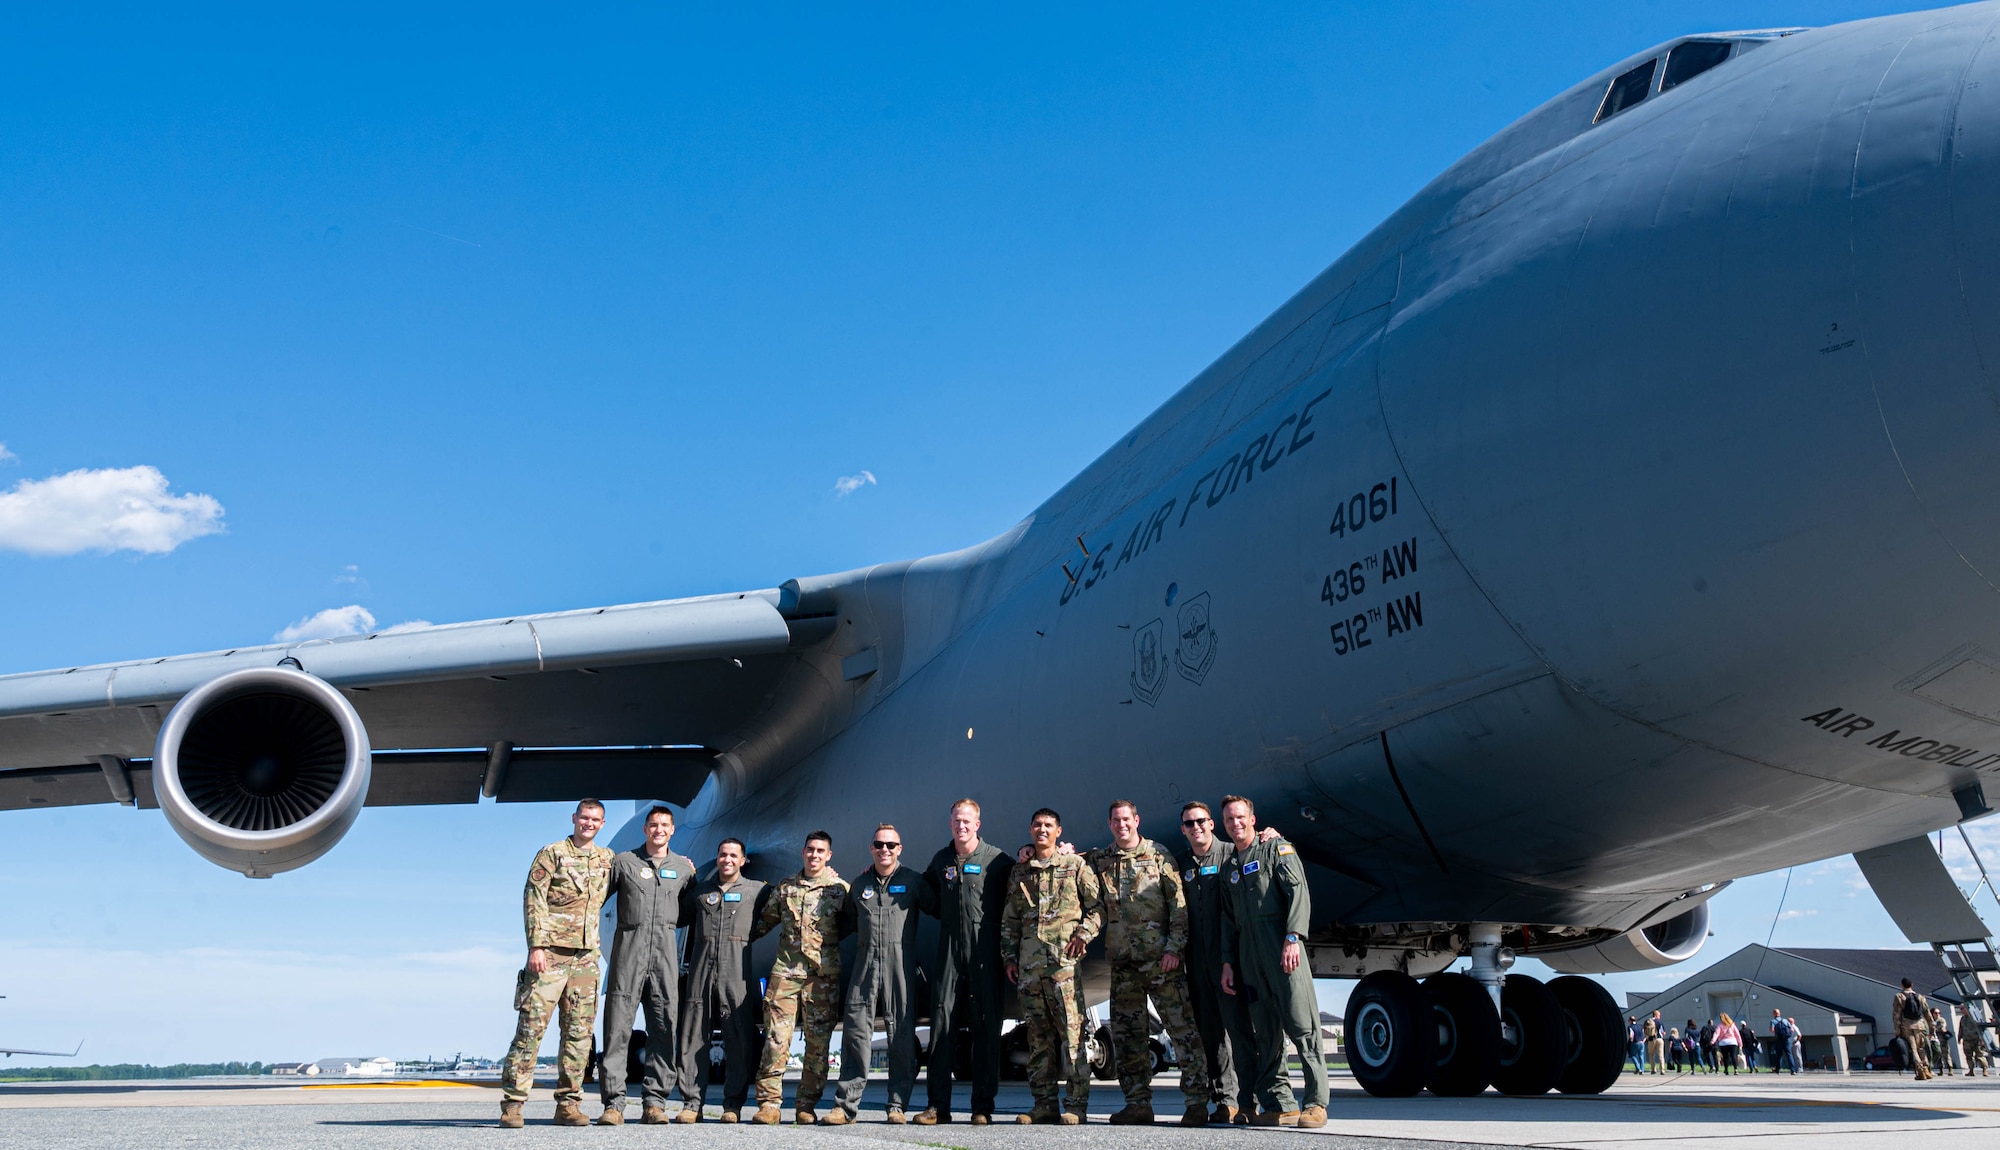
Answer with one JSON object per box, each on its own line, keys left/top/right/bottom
{"left": 1277, "top": 844, "right": 1295, "bottom": 855}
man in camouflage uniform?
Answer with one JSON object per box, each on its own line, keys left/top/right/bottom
{"left": 1086, "top": 800, "right": 1211, "bottom": 1126}
{"left": 499, "top": 799, "right": 615, "bottom": 1129}
{"left": 1218, "top": 795, "right": 1327, "bottom": 1129}
{"left": 1175, "top": 800, "right": 1257, "bottom": 1123}
{"left": 1002, "top": 807, "right": 1103, "bottom": 1124}
{"left": 750, "top": 830, "right": 849, "bottom": 1124}
{"left": 1893, "top": 978, "right": 1933, "bottom": 1080}
{"left": 597, "top": 805, "right": 697, "bottom": 1124}
{"left": 1960, "top": 1002, "right": 1992, "bottom": 1076}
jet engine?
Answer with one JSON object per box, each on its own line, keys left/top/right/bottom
{"left": 1537, "top": 899, "right": 1711, "bottom": 974}
{"left": 152, "top": 667, "right": 372, "bottom": 878}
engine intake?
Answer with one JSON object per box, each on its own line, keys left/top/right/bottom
{"left": 154, "top": 667, "right": 371, "bottom": 878}
{"left": 1538, "top": 899, "right": 1710, "bottom": 974}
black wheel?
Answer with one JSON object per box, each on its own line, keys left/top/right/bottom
{"left": 1148, "top": 1038, "right": 1168, "bottom": 1077}
{"left": 1348, "top": 970, "right": 1436, "bottom": 1097}
{"left": 1423, "top": 972, "right": 1499, "bottom": 1097}
{"left": 1549, "top": 976, "right": 1625, "bottom": 1095}
{"left": 1492, "top": 974, "right": 1567, "bottom": 1096}
{"left": 1090, "top": 1024, "right": 1118, "bottom": 1081}
{"left": 1001, "top": 1023, "right": 1032, "bottom": 1080}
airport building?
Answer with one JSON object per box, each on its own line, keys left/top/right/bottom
{"left": 1623, "top": 945, "right": 1998, "bottom": 1071}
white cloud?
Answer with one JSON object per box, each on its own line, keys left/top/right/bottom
{"left": 1776, "top": 908, "right": 1818, "bottom": 920}
{"left": 0, "top": 442, "right": 15, "bottom": 463}
{"left": 833, "top": 469, "right": 877, "bottom": 497}
{"left": 0, "top": 465, "right": 224, "bottom": 556}
{"left": 380, "top": 619, "right": 434, "bottom": 635}
{"left": 275, "top": 605, "right": 377, "bottom": 643}
{"left": 334, "top": 564, "right": 361, "bottom": 584}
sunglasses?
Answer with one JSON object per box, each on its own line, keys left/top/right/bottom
{"left": 872, "top": 840, "right": 901, "bottom": 850}
{"left": 1181, "top": 818, "right": 1212, "bottom": 827}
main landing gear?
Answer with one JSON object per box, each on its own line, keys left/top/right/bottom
{"left": 1346, "top": 929, "right": 1627, "bottom": 1099}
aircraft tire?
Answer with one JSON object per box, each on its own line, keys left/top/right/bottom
{"left": 1347, "top": 970, "right": 1435, "bottom": 1097}
{"left": 1422, "top": 972, "right": 1499, "bottom": 1097}
{"left": 1549, "top": 975, "right": 1625, "bottom": 1095}
{"left": 1492, "top": 974, "right": 1567, "bottom": 1096}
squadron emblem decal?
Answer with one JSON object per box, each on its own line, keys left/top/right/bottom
{"left": 1176, "top": 591, "right": 1217, "bottom": 685}
{"left": 1131, "top": 618, "right": 1168, "bottom": 706}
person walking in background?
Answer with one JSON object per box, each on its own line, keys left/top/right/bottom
{"left": 1960, "top": 1003, "right": 1992, "bottom": 1076}
{"left": 1627, "top": 1017, "right": 1643, "bottom": 1074}
{"left": 1892, "top": 978, "right": 1934, "bottom": 1081}
{"left": 1700, "top": 1019, "right": 1717, "bottom": 1071}
{"left": 1786, "top": 1017, "right": 1805, "bottom": 1074}
{"left": 1713, "top": 1013, "right": 1740, "bottom": 1075}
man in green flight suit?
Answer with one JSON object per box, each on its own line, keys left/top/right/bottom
{"left": 824, "top": 822, "right": 939, "bottom": 1124}
{"left": 1002, "top": 807, "right": 1104, "bottom": 1124}
{"left": 597, "top": 805, "right": 697, "bottom": 1124}
{"left": 916, "top": 798, "right": 1014, "bottom": 1125}
{"left": 1085, "top": 799, "right": 1212, "bottom": 1126}
{"left": 750, "top": 830, "right": 850, "bottom": 1124}
{"left": 1217, "top": 794, "right": 1327, "bottom": 1129}
{"left": 499, "top": 798, "right": 615, "bottom": 1129}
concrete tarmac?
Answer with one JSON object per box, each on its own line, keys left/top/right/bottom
{"left": 4, "top": 1070, "right": 1999, "bottom": 1149}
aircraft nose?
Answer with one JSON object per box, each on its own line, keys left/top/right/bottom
{"left": 1846, "top": 13, "right": 2000, "bottom": 588}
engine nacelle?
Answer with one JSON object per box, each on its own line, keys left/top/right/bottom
{"left": 153, "top": 667, "right": 372, "bottom": 878}
{"left": 1537, "top": 900, "right": 1711, "bottom": 974}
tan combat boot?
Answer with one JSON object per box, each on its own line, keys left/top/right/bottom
{"left": 1180, "top": 1103, "right": 1209, "bottom": 1127}
{"left": 596, "top": 1106, "right": 625, "bottom": 1126}
{"left": 642, "top": 1106, "right": 671, "bottom": 1124}
{"left": 820, "top": 1109, "right": 850, "bottom": 1126}
{"left": 1209, "top": 1103, "right": 1237, "bottom": 1125}
{"left": 1109, "top": 1103, "right": 1154, "bottom": 1125}
{"left": 970, "top": 1113, "right": 991, "bottom": 1125}
{"left": 670, "top": 1106, "right": 698, "bottom": 1124}
{"left": 912, "top": 1107, "right": 948, "bottom": 1125}
{"left": 498, "top": 1101, "right": 525, "bottom": 1129}
{"left": 751, "top": 1104, "right": 783, "bottom": 1125}
{"left": 1018, "top": 1106, "right": 1060, "bottom": 1124}
{"left": 719, "top": 1110, "right": 739, "bottom": 1123}
{"left": 1251, "top": 1108, "right": 1300, "bottom": 1127}
{"left": 1298, "top": 1105, "right": 1327, "bottom": 1129}
{"left": 794, "top": 1106, "right": 817, "bottom": 1124}
{"left": 886, "top": 1108, "right": 907, "bottom": 1124}
{"left": 1059, "top": 1111, "right": 1083, "bottom": 1125}
{"left": 553, "top": 1101, "right": 590, "bottom": 1127}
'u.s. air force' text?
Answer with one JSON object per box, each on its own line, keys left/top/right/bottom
{"left": 1059, "top": 387, "right": 1332, "bottom": 607}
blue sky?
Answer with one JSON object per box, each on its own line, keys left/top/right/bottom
{"left": 3, "top": 1, "right": 1992, "bottom": 1063}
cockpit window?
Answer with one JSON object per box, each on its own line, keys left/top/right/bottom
{"left": 1594, "top": 59, "right": 1658, "bottom": 123}
{"left": 1661, "top": 40, "right": 1733, "bottom": 90}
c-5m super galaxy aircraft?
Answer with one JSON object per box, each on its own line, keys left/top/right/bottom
{"left": 4, "top": 1, "right": 1999, "bottom": 1101}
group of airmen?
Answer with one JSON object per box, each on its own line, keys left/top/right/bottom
{"left": 495, "top": 794, "right": 1331, "bottom": 1129}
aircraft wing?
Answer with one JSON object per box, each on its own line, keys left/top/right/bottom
{"left": 0, "top": 1042, "right": 82, "bottom": 1058}
{"left": 0, "top": 589, "right": 805, "bottom": 812}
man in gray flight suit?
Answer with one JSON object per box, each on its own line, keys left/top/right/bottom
{"left": 824, "top": 823, "right": 939, "bottom": 1124}
{"left": 598, "top": 806, "right": 697, "bottom": 1125}
{"left": 916, "top": 797, "right": 1014, "bottom": 1126}
{"left": 1217, "top": 794, "right": 1327, "bottom": 1129}
{"left": 1174, "top": 799, "right": 1257, "bottom": 1124}
{"left": 675, "top": 837, "right": 772, "bottom": 1123}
